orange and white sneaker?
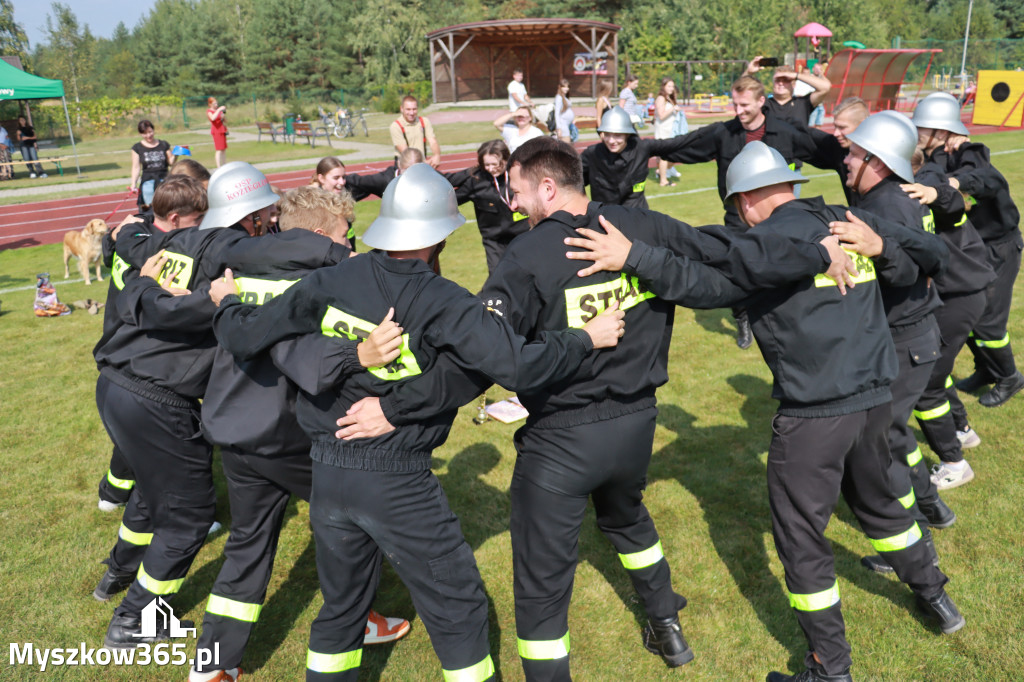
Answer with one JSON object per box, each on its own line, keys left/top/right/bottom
{"left": 363, "top": 610, "right": 410, "bottom": 645}
{"left": 187, "top": 667, "right": 241, "bottom": 682}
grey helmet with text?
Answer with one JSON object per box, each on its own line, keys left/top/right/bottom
{"left": 724, "top": 141, "right": 807, "bottom": 200}
{"left": 199, "top": 161, "right": 279, "bottom": 230}
{"left": 845, "top": 110, "right": 918, "bottom": 182}
{"left": 361, "top": 163, "right": 466, "bottom": 250}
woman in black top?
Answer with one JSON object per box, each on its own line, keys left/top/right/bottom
{"left": 16, "top": 116, "right": 45, "bottom": 178}
{"left": 128, "top": 119, "right": 174, "bottom": 210}
{"left": 445, "top": 139, "right": 530, "bottom": 274}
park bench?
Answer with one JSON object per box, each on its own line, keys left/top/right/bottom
{"left": 256, "top": 121, "right": 285, "bottom": 143}
{"left": 291, "top": 121, "right": 332, "bottom": 148}
{"left": 3, "top": 155, "right": 73, "bottom": 176}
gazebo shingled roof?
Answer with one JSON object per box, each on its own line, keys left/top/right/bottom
{"left": 426, "top": 18, "right": 622, "bottom": 103}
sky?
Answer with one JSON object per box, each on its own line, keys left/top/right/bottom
{"left": 11, "top": 0, "right": 159, "bottom": 50}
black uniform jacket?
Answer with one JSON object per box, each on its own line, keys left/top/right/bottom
{"left": 201, "top": 233, "right": 355, "bottom": 457}
{"left": 346, "top": 165, "right": 396, "bottom": 202}
{"left": 212, "top": 251, "right": 596, "bottom": 472}
{"left": 623, "top": 197, "right": 915, "bottom": 417}
{"left": 445, "top": 167, "right": 530, "bottom": 242}
{"left": 381, "top": 202, "right": 834, "bottom": 428}
{"left": 916, "top": 160, "right": 996, "bottom": 296}
{"left": 95, "top": 215, "right": 158, "bottom": 361}
{"left": 928, "top": 142, "right": 1021, "bottom": 245}
{"left": 581, "top": 136, "right": 701, "bottom": 208}
{"left": 670, "top": 116, "right": 821, "bottom": 226}
{"left": 850, "top": 176, "right": 943, "bottom": 330}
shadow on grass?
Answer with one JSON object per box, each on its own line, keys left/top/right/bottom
{"left": 692, "top": 307, "right": 739, "bottom": 340}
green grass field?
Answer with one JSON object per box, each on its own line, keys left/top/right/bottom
{"left": 1, "top": 131, "right": 1023, "bottom": 681}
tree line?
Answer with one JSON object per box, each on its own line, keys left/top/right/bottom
{"left": 2, "top": 0, "right": 1022, "bottom": 105}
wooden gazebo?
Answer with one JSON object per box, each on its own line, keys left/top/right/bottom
{"left": 427, "top": 18, "right": 621, "bottom": 103}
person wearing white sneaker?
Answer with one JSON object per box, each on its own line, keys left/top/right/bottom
{"left": 930, "top": 460, "right": 975, "bottom": 490}
{"left": 956, "top": 425, "right": 981, "bottom": 448}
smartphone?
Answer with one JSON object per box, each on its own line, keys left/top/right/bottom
{"left": 758, "top": 57, "right": 780, "bottom": 67}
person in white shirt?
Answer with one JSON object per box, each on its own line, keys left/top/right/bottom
{"left": 508, "top": 69, "right": 533, "bottom": 111}
{"left": 493, "top": 107, "right": 545, "bottom": 152}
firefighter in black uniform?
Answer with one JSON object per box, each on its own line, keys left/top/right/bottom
{"left": 90, "top": 177, "right": 209, "bottom": 601}
{"left": 189, "top": 186, "right": 410, "bottom": 682}
{"left": 913, "top": 92, "right": 1024, "bottom": 414}
{"left": 580, "top": 106, "right": 699, "bottom": 209}
{"left": 668, "top": 75, "right": 822, "bottom": 349}
{"left": 564, "top": 141, "right": 964, "bottom": 682}
{"left": 445, "top": 139, "right": 531, "bottom": 273}
{"left": 345, "top": 148, "right": 423, "bottom": 202}
{"left": 338, "top": 137, "right": 867, "bottom": 681}
{"left": 838, "top": 112, "right": 948, "bottom": 573}
{"left": 208, "top": 164, "right": 627, "bottom": 682}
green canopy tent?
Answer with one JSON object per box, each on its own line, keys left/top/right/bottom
{"left": 0, "top": 59, "right": 81, "bottom": 175}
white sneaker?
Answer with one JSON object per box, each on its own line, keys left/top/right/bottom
{"left": 40, "top": 173, "right": 48, "bottom": 178}
{"left": 29, "top": 173, "right": 36, "bottom": 178}
{"left": 930, "top": 461, "right": 975, "bottom": 490}
{"left": 363, "top": 609, "right": 410, "bottom": 645}
{"left": 956, "top": 426, "right": 981, "bottom": 448}
{"left": 207, "top": 520, "right": 223, "bottom": 536}
{"left": 98, "top": 499, "right": 124, "bottom": 512}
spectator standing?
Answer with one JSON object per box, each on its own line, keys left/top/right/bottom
{"left": 804, "top": 62, "right": 829, "bottom": 128}
{"left": 493, "top": 107, "right": 545, "bottom": 153}
{"left": 206, "top": 97, "right": 228, "bottom": 168}
{"left": 745, "top": 56, "right": 831, "bottom": 130}
{"left": 619, "top": 75, "right": 643, "bottom": 127}
{"left": 553, "top": 79, "right": 576, "bottom": 143}
{"left": 654, "top": 78, "right": 681, "bottom": 186}
{"left": 0, "top": 125, "right": 12, "bottom": 180}
{"left": 128, "top": 119, "right": 174, "bottom": 211}
{"left": 389, "top": 95, "right": 442, "bottom": 168}
{"left": 508, "top": 68, "right": 533, "bottom": 111}
{"left": 595, "top": 79, "right": 614, "bottom": 124}
{"left": 16, "top": 115, "right": 45, "bottom": 178}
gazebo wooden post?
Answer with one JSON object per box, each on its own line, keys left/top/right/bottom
{"left": 613, "top": 31, "right": 618, "bottom": 90}
{"left": 591, "top": 27, "right": 597, "bottom": 97}
{"left": 430, "top": 38, "right": 438, "bottom": 104}
{"left": 489, "top": 46, "right": 495, "bottom": 99}
{"left": 448, "top": 34, "right": 457, "bottom": 102}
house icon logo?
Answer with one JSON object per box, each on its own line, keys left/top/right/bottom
{"left": 133, "top": 597, "right": 196, "bottom": 639}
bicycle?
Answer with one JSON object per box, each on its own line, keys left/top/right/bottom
{"left": 334, "top": 108, "right": 369, "bottom": 138}
{"left": 318, "top": 107, "right": 339, "bottom": 137}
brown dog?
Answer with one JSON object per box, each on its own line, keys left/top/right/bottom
{"left": 63, "top": 218, "right": 108, "bottom": 285}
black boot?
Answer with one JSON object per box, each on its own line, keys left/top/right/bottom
{"left": 735, "top": 315, "right": 753, "bottom": 350}
{"left": 103, "top": 612, "right": 196, "bottom": 649}
{"left": 93, "top": 568, "right": 135, "bottom": 602}
{"left": 766, "top": 663, "right": 853, "bottom": 681}
{"left": 917, "top": 590, "right": 966, "bottom": 634}
{"left": 979, "top": 371, "right": 1024, "bottom": 407}
{"left": 860, "top": 554, "right": 894, "bottom": 574}
{"left": 642, "top": 615, "right": 694, "bottom": 668}
{"left": 955, "top": 372, "right": 992, "bottom": 393}
{"left": 918, "top": 497, "right": 957, "bottom": 529}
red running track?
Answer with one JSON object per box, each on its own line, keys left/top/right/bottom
{"left": 0, "top": 152, "right": 485, "bottom": 252}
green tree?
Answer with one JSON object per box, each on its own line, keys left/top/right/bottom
{"left": 0, "top": 0, "right": 31, "bottom": 67}
{"left": 350, "top": 0, "right": 430, "bottom": 85}
{"left": 42, "top": 3, "right": 95, "bottom": 103}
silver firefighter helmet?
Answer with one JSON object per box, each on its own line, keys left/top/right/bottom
{"left": 724, "top": 141, "right": 807, "bottom": 199}
{"left": 199, "top": 161, "right": 279, "bottom": 230}
{"left": 845, "top": 110, "right": 918, "bottom": 182}
{"left": 361, "top": 163, "right": 466, "bottom": 251}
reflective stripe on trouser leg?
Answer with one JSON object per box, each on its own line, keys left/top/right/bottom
{"left": 518, "top": 632, "right": 570, "bottom": 661}
{"left": 869, "top": 522, "right": 922, "bottom": 553}
{"left": 973, "top": 332, "right": 1010, "bottom": 349}
{"left": 789, "top": 582, "right": 840, "bottom": 612}
{"left": 307, "top": 649, "right": 362, "bottom": 675}
{"left": 618, "top": 540, "right": 663, "bottom": 570}
{"left": 119, "top": 522, "right": 153, "bottom": 546}
{"left": 206, "top": 594, "right": 262, "bottom": 623}
{"left": 136, "top": 563, "right": 185, "bottom": 595}
{"left": 443, "top": 655, "right": 496, "bottom": 682}
{"left": 905, "top": 446, "right": 923, "bottom": 468}
{"left": 914, "top": 402, "right": 950, "bottom": 421}
{"left": 107, "top": 469, "right": 135, "bottom": 491}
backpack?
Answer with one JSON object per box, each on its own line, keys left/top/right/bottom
{"left": 546, "top": 107, "right": 556, "bottom": 134}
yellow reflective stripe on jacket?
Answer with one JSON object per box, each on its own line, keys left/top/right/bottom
{"left": 517, "top": 632, "right": 570, "bottom": 660}
{"left": 118, "top": 523, "right": 152, "bottom": 546}
{"left": 306, "top": 648, "right": 362, "bottom": 673}
{"left": 137, "top": 564, "right": 184, "bottom": 595}
{"left": 206, "top": 594, "right": 262, "bottom": 623}
{"left": 619, "top": 540, "right": 664, "bottom": 570}
{"left": 234, "top": 276, "right": 299, "bottom": 306}
{"left": 914, "top": 402, "right": 950, "bottom": 421}
{"left": 897, "top": 488, "right": 916, "bottom": 509}
{"left": 107, "top": 469, "right": 135, "bottom": 491}
{"left": 869, "top": 522, "right": 922, "bottom": 553}
{"left": 945, "top": 375, "right": 954, "bottom": 388}
{"left": 905, "top": 446, "right": 923, "bottom": 467}
{"left": 111, "top": 254, "right": 131, "bottom": 290}
{"left": 922, "top": 211, "right": 936, "bottom": 234}
{"left": 814, "top": 249, "right": 877, "bottom": 288}
{"left": 321, "top": 306, "right": 422, "bottom": 381}
{"left": 975, "top": 333, "right": 1010, "bottom": 349}
{"left": 513, "top": 211, "right": 528, "bottom": 222}
{"left": 788, "top": 582, "right": 840, "bottom": 612}
{"left": 788, "top": 162, "right": 797, "bottom": 171}
{"left": 443, "top": 655, "right": 495, "bottom": 682}
{"left": 954, "top": 212, "right": 968, "bottom": 227}
{"left": 564, "top": 273, "right": 655, "bottom": 328}
{"left": 157, "top": 250, "right": 195, "bottom": 289}
{"left": 632, "top": 180, "right": 646, "bottom": 193}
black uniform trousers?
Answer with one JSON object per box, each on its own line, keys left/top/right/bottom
{"left": 98, "top": 444, "right": 135, "bottom": 506}
{"left": 510, "top": 406, "right": 684, "bottom": 682}
{"left": 482, "top": 234, "right": 518, "bottom": 276}
{"left": 96, "top": 373, "right": 216, "bottom": 619}
{"left": 917, "top": 291, "right": 986, "bottom": 469}
{"left": 767, "top": 403, "right": 948, "bottom": 675}
{"left": 305, "top": 461, "right": 493, "bottom": 682}
{"left": 965, "top": 236, "right": 1022, "bottom": 381}
{"left": 886, "top": 319, "right": 940, "bottom": 533}
{"left": 195, "top": 447, "right": 312, "bottom": 673}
